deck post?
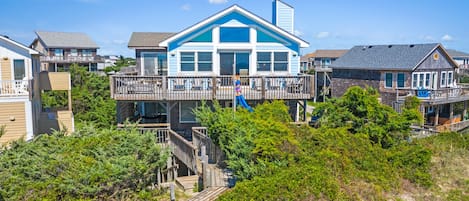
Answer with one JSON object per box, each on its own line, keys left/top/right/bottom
{"left": 212, "top": 77, "right": 217, "bottom": 99}
{"left": 303, "top": 99, "right": 307, "bottom": 122}
{"left": 450, "top": 103, "right": 454, "bottom": 124}
{"left": 464, "top": 101, "right": 468, "bottom": 120}
{"left": 434, "top": 105, "right": 440, "bottom": 126}
{"left": 261, "top": 77, "right": 266, "bottom": 100}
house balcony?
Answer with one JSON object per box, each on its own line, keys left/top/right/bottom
{"left": 0, "top": 80, "right": 30, "bottom": 97}
{"left": 397, "top": 86, "right": 469, "bottom": 105}
{"left": 40, "top": 55, "right": 104, "bottom": 63}
{"left": 110, "top": 75, "right": 314, "bottom": 101}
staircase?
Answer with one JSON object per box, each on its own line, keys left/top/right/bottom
{"left": 188, "top": 187, "right": 229, "bottom": 201}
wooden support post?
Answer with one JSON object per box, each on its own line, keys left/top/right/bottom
{"left": 167, "top": 156, "right": 173, "bottom": 181}
{"left": 464, "top": 101, "right": 468, "bottom": 121}
{"left": 303, "top": 100, "right": 307, "bottom": 122}
{"left": 68, "top": 90, "right": 72, "bottom": 111}
{"left": 212, "top": 77, "right": 217, "bottom": 99}
{"left": 201, "top": 145, "right": 208, "bottom": 189}
{"left": 261, "top": 77, "right": 266, "bottom": 100}
{"left": 323, "top": 72, "right": 326, "bottom": 101}
{"left": 450, "top": 103, "right": 454, "bottom": 124}
{"left": 435, "top": 105, "right": 440, "bottom": 126}
{"left": 157, "top": 168, "right": 161, "bottom": 185}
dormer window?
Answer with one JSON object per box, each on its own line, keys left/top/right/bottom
{"left": 54, "top": 49, "right": 63, "bottom": 57}
{"left": 220, "top": 27, "right": 250, "bottom": 43}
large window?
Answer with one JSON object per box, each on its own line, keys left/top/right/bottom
{"left": 180, "top": 101, "right": 197, "bottom": 123}
{"left": 448, "top": 71, "right": 453, "bottom": 86}
{"left": 70, "top": 49, "right": 78, "bottom": 56}
{"left": 397, "top": 73, "right": 405, "bottom": 88}
{"left": 273, "top": 52, "right": 288, "bottom": 71}
{"left": 257, "top": 52, "right": 271, "bottom": 71}
{"left": 197, "top": 52, "right": 212, "bottom": 71}
{"left": 13, "top": 59, "right": 25, "bottom": 80}
{"left": 180, "top": 52, "right": 195, "bottom": 71}
{"left": 180, "top": 52, "right": 212, "bottom": 72}
{"left": 220, "top": 27, "right": 250, "bottom": 43}
{"left": 385, "top": 73, "right": 393, "bottom": 88}
{"left": 82, "top": 49, "right": 92, "bottom": 57}
{"left": 412, "top": 72, "right": 436, "bottom": 89}
{"left": 441, "top": 71, "right": 447, "bottom": 87}
{"left": 257, "top": 52, "right": 289, "bottom": 72}
{"left": 54, "top": 49, "right": 63, "bottom": 56}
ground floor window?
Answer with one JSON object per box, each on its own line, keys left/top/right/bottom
{"left": 385, "top": 73, "right": 393, "bottom": 88}
{"left": 397, "top": 73, "right": 405, "bottom": 88}
{"left": 180, "top": 101, "right": 198, "bottom": 123}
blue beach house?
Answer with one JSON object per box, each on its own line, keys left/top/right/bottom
{"left": 111, "top": 0, "right": 313, "bottom": 134}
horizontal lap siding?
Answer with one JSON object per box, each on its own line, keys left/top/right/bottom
{"left": 0, "top": 102, "right": 26, "bottom": 144}
{"left": 1, "top": 58, "right": 11, "bottom": 80}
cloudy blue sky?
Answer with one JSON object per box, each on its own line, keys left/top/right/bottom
{"left": 1, "top": 0, "right": 468, "bottom": 57}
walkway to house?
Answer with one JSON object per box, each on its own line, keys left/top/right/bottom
{"left": 121, "top": 123, "right": 233, "bottom": 200}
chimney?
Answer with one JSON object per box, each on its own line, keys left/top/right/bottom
{"left": 272, "top": 0, "right": 294, "bottom": 34}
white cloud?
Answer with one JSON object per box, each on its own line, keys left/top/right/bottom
{"left": 422, "top": 35, "right": 435, "bottom": 41}
{"left": 112, "top": 40, "right": 126, "bottom": 45}
{"left": 181, "top": 3, "right": 191, "bottom": 11}
{"left": 315, "top": 32, "right": 330, "bottom": 39}
{"left": 441, "top": 34, "right": 453, "bottom": 41}
{"left": 294, "top": 30, "right": 303, "bottom": 37}
{"left": 209, "top": 0, "right": 228, "bottom": 4}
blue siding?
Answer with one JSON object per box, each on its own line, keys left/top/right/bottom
{"left": 168, "top": 11, "right": 299, "bottom": 52}
{"left": 168, "top": 55, "right": 177, "bottom": 76}
{"left": 272, "top": 0, "right": 294, "bottom": 33}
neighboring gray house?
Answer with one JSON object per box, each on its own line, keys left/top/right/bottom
{"left": 30, "top": 31, "right": 103, "bottom": 72}
{"left": 446, "top": 49, "right": 469, "bottom": 69}
{"left": 331, "top": 43, "right": 469, "bottom": 130}
{"left": 127, "top": 32, "right": 176, "bottom": 76}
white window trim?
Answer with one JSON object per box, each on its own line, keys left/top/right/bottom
{"left": 179, "top": 101, "right": 198, "bottom": 123}
{"left": 256, "top": 51, "right": 290, "bottom": 73}
{"left": 447, "top": 71, "right": 454, "bottom": 87}
{"left": 385, "top": 72, "right": 393, "bottom": 88}
{"left": 397, "top": 72, "right": 405, "bottom": 88}
{"left": 179, "top": 51, "right": 213, "bottom": 73}
{"left": 412, "top": 71, "right": 435, "bottom": 89}
{"left": 441, "top": 71, "right": 447, "bottom": 87}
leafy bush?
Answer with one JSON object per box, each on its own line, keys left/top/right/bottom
{"left": 0, "top": 126, "right": 169, "bottom": 200}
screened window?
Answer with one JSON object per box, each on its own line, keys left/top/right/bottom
{"left": 13, "top": 59, "right": 25, "bottom": 80}
{"left": 181, "top": 52, "right": 195, "bottom": 71}
{"left": 257, "top": 52, "right": 271, "bottom": 71}
{"left": 180, "top": 101, "right": 197, "bottom": 123}
{"left": 198, "top": 52, "right": 212, "bottom": 71}
{"left": 441, "top": 72, "right": 447, "bottom": 87}
{"left": 220, "top": 27, "right": 250, "bottom": 42}
{"left": 82, "top": 49, "right": 92, "bottom": 57}
{"left": 425, "top": 73, "right": 431, "bottom": 88}
{"left": 385, "top": 73, "right": 393, "bottom": 88}
{"left": 448, "top": 71, "right": 453, "bottom": 86}
{"left": 419, "top": 74, "right": 424, "bottom": 87}
{"left": 274, "top": 52, "right": 288, "bottom": 71}
{"left": 54, "top": 49, "right": 63, "bottom": 56}
{"left": 397, "top": 73, "right": 405, "bottom": 88}
{"left": 70, "top": 49, "right": 78, "bottom": 56}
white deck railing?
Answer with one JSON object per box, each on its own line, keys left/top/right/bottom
{"left": 0, "top": 80, "right": 30, "bottom": 96}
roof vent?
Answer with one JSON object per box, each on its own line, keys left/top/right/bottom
{"left": 368, "top": 46, "right": 373, "bottom": 48}
{"left": 388, "top": 45, "right": 392, "bottom": 48}
{"left": 409, "top": 44, "right": 415, "bottom": 48}
{"left": 2, "top": 35, "right": 9, "bottom": 39}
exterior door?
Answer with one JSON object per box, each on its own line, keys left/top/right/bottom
{"left": 219, "top": 52, "right": 249, "bottom": 76}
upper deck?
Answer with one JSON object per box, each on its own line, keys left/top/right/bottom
{"left": 110, "top": 75, "right": 314, "bottom": 101}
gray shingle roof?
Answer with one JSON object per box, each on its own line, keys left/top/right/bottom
{"left": 128, "top": 32, "right": 176, "bottom": 48}
{"left": 446, "top": 49, "right": 469, "bottom": 58}
{"left": 36, "top": 31, "right": 99, "bottom": 49}
{"left": 331, "top": 43, "right": 440, "bottom": 70}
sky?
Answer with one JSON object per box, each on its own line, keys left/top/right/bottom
{"left": 1, "top": 0, "right": 468, "bottom": 57}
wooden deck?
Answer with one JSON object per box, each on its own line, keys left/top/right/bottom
{"left": 110, "top": 75, "right": 314, "bottom": 101}
{"left": 397, "top": 86, "right": 469, "bottom": 105}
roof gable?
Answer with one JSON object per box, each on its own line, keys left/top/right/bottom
{"left": 331, "top": 43, "right": 444, "bottom": 71}
{"left": 128, "top": 32, "right": 176, "bottom": 49}
{"left": 159, "top": 5, "right": 308, "bottom": 50}
{"left": 0, "top": 35, "right": 39, "bottom": 55}
{"left": 36, "top": 31, "right": 99, "bottom": 49}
